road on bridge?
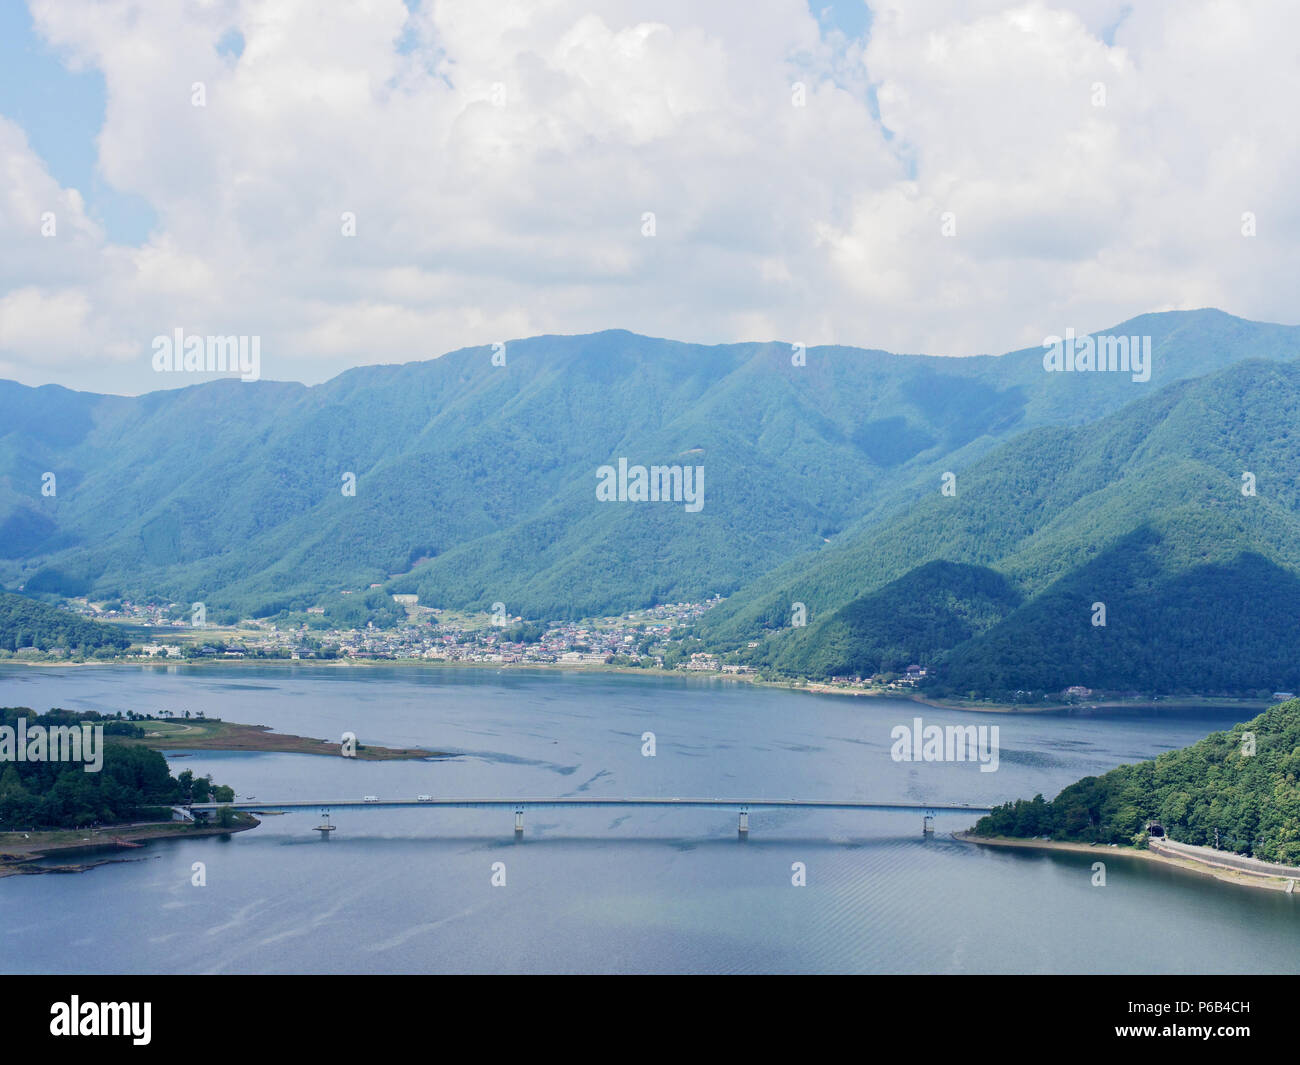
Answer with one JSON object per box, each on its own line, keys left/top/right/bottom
{"left": 190, "top": 796, "right": 994, "bottom": 813}
{"left": 186, "top": 795, "right": 994, "bottom": 839}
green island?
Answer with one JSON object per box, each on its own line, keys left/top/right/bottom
{"left": 964, "top": 697, "right": 1300, "bottom": 891}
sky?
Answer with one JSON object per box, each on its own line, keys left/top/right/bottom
{"left": 0, "top": 0, "right": 1297, "bottom": 395}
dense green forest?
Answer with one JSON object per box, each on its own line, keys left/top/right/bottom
{"left": 0, "top": 708, "right": 234, "bottom": 828}
{"left": 975, "top": 698, "right": 1300, "bottom": 864}
{"left": 934, "top": 545, "right": 1300, "bottom": 696}
{"left": 699, "top": 353, "right": 1300, "bottom": 647}
{"left": 718, "top": 357, "right": 1300, "bottom": 696}
{"left": 2, "top": 310, "right": 1295, "bottom": 624}
{"left": 0, "top": 591, "right": 130, "bottom": 654}
{"left": 752, "top": 560, "right": 1022, "bottom": 678}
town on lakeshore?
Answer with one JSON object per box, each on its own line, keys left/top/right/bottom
{"left": 55, "top": 592, "right": 755, "bottom": 671}
{"left": 2, "top": 591, "right": 1285, "bottom": 711}
{"left": 13, "top": 591, "right": 960, "bottom": 699}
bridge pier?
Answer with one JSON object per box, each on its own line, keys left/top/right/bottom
{"left": 316, "top": 811, "right": 335, "bottom": 838}
{"left": 922, "top": 812, "right": 935, "bottom": 835}
{"left": 738, "top": 810, "right": 749, "bottom": 839}
{"left": 514, "top": 808, "right": 524, "bottom": 839}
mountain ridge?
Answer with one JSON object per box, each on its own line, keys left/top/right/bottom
{"left": 1, "top": 309, "right": 1296, "bottom": 637}
{"left": 741, "top": 357, "right": 1300, "bottom": 695}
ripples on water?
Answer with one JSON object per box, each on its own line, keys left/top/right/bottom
{"left": 1, "top": 664, "right": 1296, "bottom": 974}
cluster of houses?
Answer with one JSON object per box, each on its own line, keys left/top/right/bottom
{"left": 133, "top": 596, "right": 733, "bottom": 670}
{"left": 825, "top": 664, "right": 929, "bottom": 688}
{"left": 71, "top": 597, "right": 178, "bottom": 626}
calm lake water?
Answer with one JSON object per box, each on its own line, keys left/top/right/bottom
{"left": 1, "top": 664, "right": 1296, "bottom": 974}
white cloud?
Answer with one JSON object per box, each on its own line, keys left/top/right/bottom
{"left": 0, "top": 0, "right": 1296, "bottom": 393}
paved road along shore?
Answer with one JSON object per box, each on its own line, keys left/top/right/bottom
{"left": 1149, "top": 837, "right": 1300, "bottom": 881}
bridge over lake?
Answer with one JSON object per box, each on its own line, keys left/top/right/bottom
{"left": 187, "top": 797, "right": 995, "bottom": 838}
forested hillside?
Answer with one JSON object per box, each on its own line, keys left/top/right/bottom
{"left": 0, "top": 591, "right": 130, "bottom": 654}
{"left": 975, "top": 698, "right": 1300, "bottom": 865}
{"left": 755, "top": 560, "right": 1022, "bottom": 678}
{"left": 1, "top": 309, "right": 1293, "bottom": 623}
{"left": 712, "top": 357, "right": 1300, "bottom": 696}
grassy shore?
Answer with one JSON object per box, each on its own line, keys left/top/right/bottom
{"left": 117, "top": 717, "right": 438, "bottom": 759}
{"left": 956, "top": 831, "right": 1300, "bottom": 894}
{"left": 0, "top": 814, "right": 259, "bottom": 878}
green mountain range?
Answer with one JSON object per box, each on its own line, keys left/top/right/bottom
{"left": 728, "top": 356, "right": 1300, "bottom": 695}
{"left": 722, "top": 353, "right": 1300, "bottom": 696}
{"left": 2, "top": 308, "right": 1299, "bottom": 694}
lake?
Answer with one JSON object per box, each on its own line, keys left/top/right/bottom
{"left": 1, "top": 663, "right": 1296, "bottom": 974}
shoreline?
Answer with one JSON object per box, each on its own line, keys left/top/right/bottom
{"left": 955, "top": 832, "right": 1300, "bottom": 894}
{"left": 0, "top": 657, "right": 1270, "bottom": 717}
{"left": 0, "top": 818, "right": 259, "bottom": 878}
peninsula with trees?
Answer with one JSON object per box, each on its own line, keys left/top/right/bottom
{"left": 966, "top": 697, "right": 1300, "bottom": 887}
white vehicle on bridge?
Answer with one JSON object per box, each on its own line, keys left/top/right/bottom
{"left": 363, "top": 795, "right": 379, "bottom": 803}
{"left": 416, "top": 795, "right": 432, "bottom": 802}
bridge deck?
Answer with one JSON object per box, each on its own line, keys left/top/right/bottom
{"left": 190, "top": 797, "right": 993, "bottom": 813}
